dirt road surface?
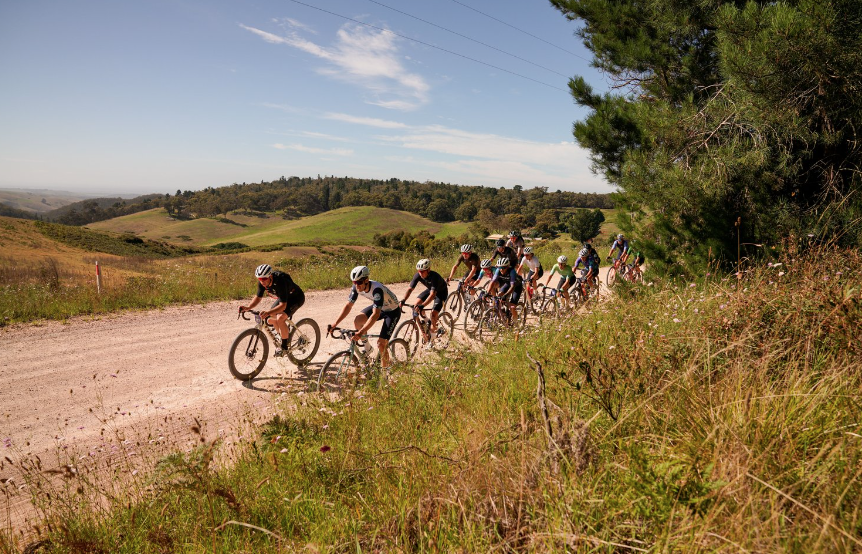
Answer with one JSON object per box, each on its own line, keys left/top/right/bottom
{"left": 0, "top": 283, "right": 413, "bottom": 534}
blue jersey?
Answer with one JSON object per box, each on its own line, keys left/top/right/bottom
{"left": 610, "top": 239, "right": 630, "bottom": 255}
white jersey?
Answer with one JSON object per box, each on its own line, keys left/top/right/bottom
{"left": 347, "top": 280, "right": 400, "bottom": 312}
{"left": 519, "top": 255, "right": 541, "bottom": 272}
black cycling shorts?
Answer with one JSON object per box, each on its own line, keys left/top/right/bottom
{"left": 508, "top": 283, "right": 524, "bottom": 305}
{"left": 526, "top": 267, "right": 544, "bottom": 281}
{"left": 417, "top": 289, "right": 447, "bottom": 312}
{"left": 557, "top": 276, "right": 574, "bottom": 291}
{"left": 360, "top": 305, "right": 401, "bottom": 340}
{"left": 270, "top": 292, "right": 305, "bottom": 318}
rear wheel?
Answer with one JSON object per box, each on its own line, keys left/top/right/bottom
{"left": 285, "top": 318, "right": 321, "bottom": 366}
{"left": 228, "top": 328, "right": 269, "bottom": 381}
{"left": 317, "top": 350, "right": 360, "bottom": 393}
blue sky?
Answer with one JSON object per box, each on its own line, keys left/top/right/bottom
{"left": 0, "top": 0, "right": 611, "bottom": 195}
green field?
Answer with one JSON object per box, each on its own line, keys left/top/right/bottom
{"left": 89, "top": 206, "right": 471, "bottom": 247}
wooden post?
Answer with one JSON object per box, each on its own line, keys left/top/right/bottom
{"left": 96, "top": 261, "right": 102, "bottom": 294}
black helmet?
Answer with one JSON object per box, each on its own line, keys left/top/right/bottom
{"left": 495, "top": 239, "right": 506, "bottom": 247}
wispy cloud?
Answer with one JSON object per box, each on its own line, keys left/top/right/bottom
{"left": 240, "top": 22, "right": 429, "bottom": 110}
{"left": 323, "top": 112, "right": 408, "bottom": 129}
{"left": 274, "top": 17, "right": 317, "bottom": 35}
{"left": 272, "top": 143, "right": 353, "bottom": 156}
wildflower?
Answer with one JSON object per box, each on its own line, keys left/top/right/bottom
{"left": 689, "top": 283, "right": 696, "bottom": 288}
{"left": 673, "top": 318, "right": 681, "bottom": 323}
{"left": 778, "top": 271, "right": 785, "bottom": 277}
{"left": 320, "top": 445, "right": 331, "bottom": 453}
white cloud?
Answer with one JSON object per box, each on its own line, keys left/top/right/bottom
{"left": 272, "top": 143, "right": 353, "bottom": 156}
{"left": 240, "top": 21, "right": 429, "bottom": 110}
{"left": 275, "top": 17, "right": 317, "bottom": 35}
{"left": 324, "top": 112, "right": 408, "bottom": 129}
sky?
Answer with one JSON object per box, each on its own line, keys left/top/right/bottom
{"left": 0, "top": 0, "right": 612, "bottom": 196}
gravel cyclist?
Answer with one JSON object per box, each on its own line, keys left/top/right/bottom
{"left": 473, "top": 258, "right": 497, "bottom": 289}
{"left": 401, "top": 259, "right": 449, "bottom": 334}
{"left": 543, "top": 255, "right": 575, "bottom": 307}
{"left": 607, "top": 233, "right": 631, "bottom": 266}
{"left": 447, "top": 244, "right": 481, "bottom": 284}
{"left": 239, "top": 264, "right": 305, "bottom": 357}
{"left": 506, "top": 230, "right": 526, "bottom": 258}
{"left": 573, "top": 248, "right": 600, "bottom": 290}
{"left": 491, "top": 238, "right": 519, "bottom": 270}
{"left": 488, "top": 257, "right": 523, "bottom": 323}
{"left": 517, "top": 246, "right": 544, "bottom": 291}
{"left": 329, "top": 266, "right": 401, "bottom": 368}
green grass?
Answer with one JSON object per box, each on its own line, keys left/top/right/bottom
{"left": 89, "top": 206, "right": 470, "bottom": 247}
{"left": 5, "top": 245, "right": 860, "bottom": 552}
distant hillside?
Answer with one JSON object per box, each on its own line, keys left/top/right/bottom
{"left": 0, "top": 188, "right": 90, "bottom": 213}
{"left": 0, "top": 203, "right": 39, "bottom": 220}
{"left": 45, "top": 194, "right": 164, "bottom": 225}
{"left": 89, "top": 206, "right": 472, "bottom": 247}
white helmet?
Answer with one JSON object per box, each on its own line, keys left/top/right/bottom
{"left": 350, "top": 265, "right": 370, "bottom": 282}
{"left": 480, "top": 258, "right": 493, "bottom": 269}
{"left": 617, "top": 233, "right": 625, "bottom": 240}
{"left": 460, "top": 244, "right": 473, "bottom": 253}
{"left": 557, "top": 255, "right": 568, "bottom": 265}
{"left": 578, "top": 248, "right": 589, "bottom": 258}
{"left": 496, "top": 257, "right": 510, "bottom": 268}
{"left": 416, "top": 259, "right": 431, "bottom": 271}
{"left": 523, "top": 246, "right": 533, "bottom": 254}
{"left": 255, "top": 264, "right": 272, "bottom": 278}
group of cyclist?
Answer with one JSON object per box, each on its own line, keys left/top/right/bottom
{"left": 238, "top": 230, "right": 644, "bottom": 368}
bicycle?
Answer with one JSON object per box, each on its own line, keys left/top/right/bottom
{"left": 394, "top": 303, "right": 455, "bottom": 355}
{"left": 538, "top": 283, "right": 569, "bottom": 320}
{"left": 317, "top": 327, "right": 411, "bottom": 393}
{"left": 463, "top": 287, "right": 492, "bottom": 338}
{"left": 605, "top": 257, "right": 631, "bottom": 287}
{"left": 476, "top": 292, "right": 524, "bottom": 341}
{"left": 228, "top": 310, "right": 321, "bottom": 381}
{"left": 444, "top": 278, "right": 479, "bottom": 320}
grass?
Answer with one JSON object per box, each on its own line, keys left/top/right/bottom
{"left": 3, "top": 244, "right": 860, "bottom": 552}
{"left": 89, "top": 207, "right": 471, "bottom": 247}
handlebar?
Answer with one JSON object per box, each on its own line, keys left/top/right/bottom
{"left": 327, "top": 325, "right": 358, "bottom": 340}
{"left": 238, "top": 309, "right": 267, "bottom": 324}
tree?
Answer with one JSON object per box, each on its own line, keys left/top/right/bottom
{"left": 551, "top": 0, "right": 862, "bottom": 272}
{"left": 568, "top": 209, "right": 605, "bottom": 243}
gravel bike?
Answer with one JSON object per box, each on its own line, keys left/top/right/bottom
{"left": 605, "top": 257, "right": 631, "bottom": 287}
{"left": 317, "top": 327, "right": 411, "bottom": 393}
{"left": 228, "top": 310, "right": 321, "bottom": 381}
{"left": 394, "top": 303, "right": 455, "bottom": 355}
{"left": 444, "top": 278, "right": 479, "bottom": 320}
{"left": 476, "top": 292, "right": 525, "bottom": 341}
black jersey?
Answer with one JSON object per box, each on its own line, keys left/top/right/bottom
{"left": 256, "top": 270, "right": 302, "bottom": 303}
{"left": 454, "top": 252, "right": 481, "bottom": 272}
{"left": 409, "top": 270, "right": 448, "bottom": 295}
{"left": 492, "top": 246, "right": 519, "bottom": 269}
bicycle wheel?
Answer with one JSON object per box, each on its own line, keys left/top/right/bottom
{"left": 317, "top": 350, "right": 360, "bottom": 393}
{"left": 632, "top": 269, "right": 643, "bottom": 283}
{"left": 606, "top": 266, "right": 617, "bottom": 287}
{"left": 387, "top": 338, "right": 411, "bottom": 366}
{"left": 285, "top": 318, "right": 321, "bottom": 366}
{"left": 433, "top": 312, "right": 455, "bottom": 349}
{"left": 463, "top": 300, "right": 486, "bottom": 338}
{"left": 540, "top": 296, "right": 560, "bottom": 321}
{"left": 228, "top": 328, "right": 269, "bottom": 381}
{"left": 445, "top": 293, "right": 463, "bottom": 320}
{"left": 394, "top": 319, "right": 422, "bottom": 355}
{"left": 477, "top": 306, "right": 503, "bottom": 341}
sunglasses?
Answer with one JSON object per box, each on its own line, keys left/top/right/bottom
{"left": 353, "top": 278, "right": 368, "bottom": 285}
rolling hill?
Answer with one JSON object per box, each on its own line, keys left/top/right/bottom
{"left": 89, "top": 206, "right": 472, "bottom": 247}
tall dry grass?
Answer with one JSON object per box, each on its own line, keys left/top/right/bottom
{"left": 2, "top": 245, "right": 860, "bottom": 552}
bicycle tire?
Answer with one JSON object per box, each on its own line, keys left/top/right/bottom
{"left": 228, "top": 328, "right": 269, "bottom": 381}
{"left": 463, "top": 300, "right": 486, "bottom": 338}
{"left": 434, "top": 312, "right": 455, "bottom": 349}
{"left": 285, "top": 318, "right": 321, "bottom": 366}
{"left": 394, "top": 319, "right": 422, "bottom": 355}
{"left": 445, "top": 293, "right": 463, "bottom": 320}
{"left": 477, "top": 306, "right": 504, "bottom": 341}
{"left": 387, "top": 338, "right": 411, "bottom": 366}
{"left": 606, "top": 266, "right": 617, "bottom": 287}
{"left": 317, "top": 350, "right": 360, "bottom": 393}
{"left": 541, "top": 296, "right": 560, "bottom": 321}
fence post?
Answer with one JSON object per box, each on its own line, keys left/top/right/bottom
{"left": 96, "top": 261, "right": 102, "bottom": 294}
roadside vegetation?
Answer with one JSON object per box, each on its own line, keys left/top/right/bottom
{"left": 3, "top": 243, "right": 859, "bottom": 552}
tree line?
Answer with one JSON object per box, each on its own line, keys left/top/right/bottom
{"left": 42, "top": 177, "right": 612, "bottom": 227}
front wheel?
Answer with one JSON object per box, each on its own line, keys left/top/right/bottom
{"left": 606, "top": 266, "right": 617, "bottom": 287}
{"left": 432, "top": 312, "right": 455, "bottom": 349}
{"left": 387, "top": 338, "right": 412, "bottom": 367}
{"left": 463, "top": 300, "right": 486, "bottom": 338}
{"left": 394, "top": 319, "right": 422, "bottom": 355}
{"left": 317, "top": 350, "right": 360, "bottom": 393}
{"left": 228, "top": 328, "right": 269, "bottom": 381}
{"left": 285, "top": 318, "right": 321, "bottom": 366}
{"left": 540, "top": 296, "right": 560, "bottom": 321}
{"left": 445, "top": 293, "right": 463, "bottom": 320}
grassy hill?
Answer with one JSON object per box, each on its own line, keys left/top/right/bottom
{"left": 89, "top": 206, "right": 472, "bottom": 247}
{"left": 0, "top": 188, "right": 90, "bottom": 213}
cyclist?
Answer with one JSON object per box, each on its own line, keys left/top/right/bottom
{"left": 401, "top": 259, "right": 449, "bottom": 334}
{"left": 473, "top": 258, "right": 497, "bottom": 289}
{"left": 543, "top": 255, "right": 575, "bottom": 307}
{"left": 573, "top": 248, "right": 600, "bottom": 291}
{"left": 629, "top": 250, "right": 645, "bottom": 280}
{"left": 607, "top": 233, "right": 631, "bottom": 266}
{"left": 517, "top": 246, "right": 543, "bottom": 291}
{"left": 506, "top": 230, "right": 526, "bottom": 258}
{"left": 447, "top": 244, "right": 481, "bottom": 285}
{"left": 488, "top": 257, "right": 523, "bottom": 323}
{"left": 491, "top": 238, "right": 519, "bottom": 270}
{"left": 330, "top": 266, "right": 401, "bottom": 368}
{"left": 239, "top": 264, "right": 305, "bottom": 357}
{"left": 582, "top": 239, "right": 601, "bottom": 267}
